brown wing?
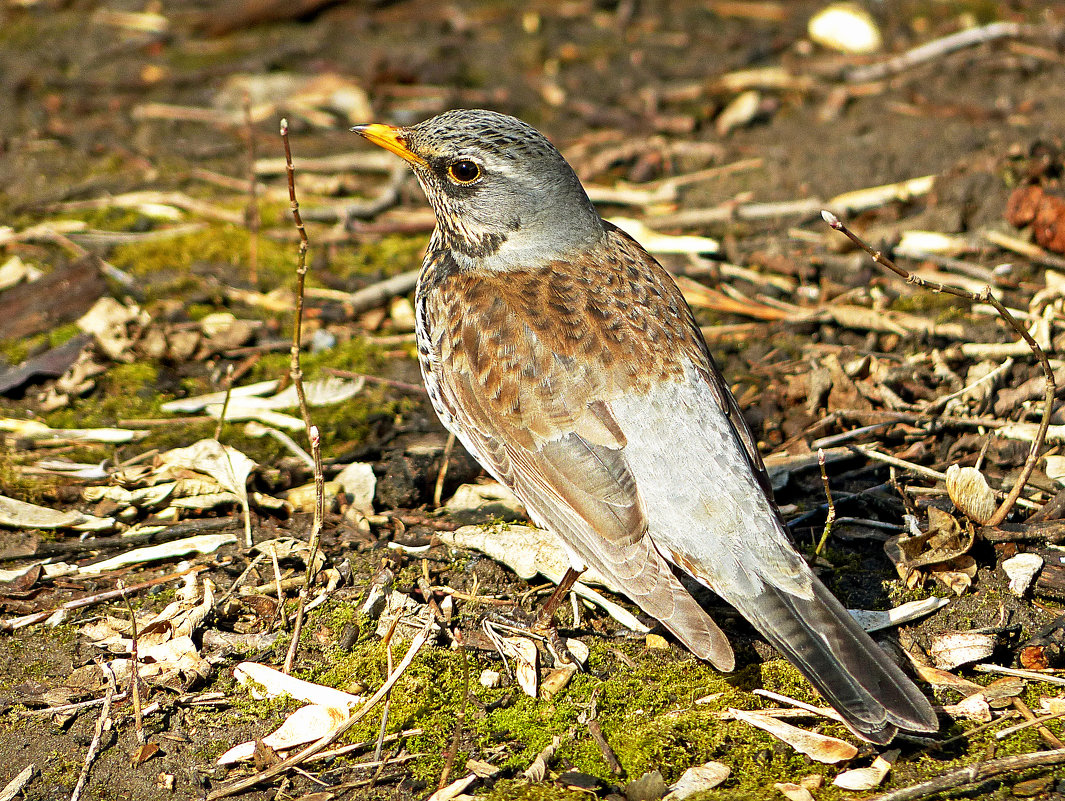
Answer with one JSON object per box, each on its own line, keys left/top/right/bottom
{"left": 420, "top": 234, "right": 735, "bottom": 668}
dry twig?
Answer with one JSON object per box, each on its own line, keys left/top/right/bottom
{"left": 118, "top": 583, "right": 145, "bottom": 745}
{"left": 70, "top": 664, "right": 117, "bottom": 801}
{"left": 865, "top": 747, "right": 1065, "bottom": 801}
{"left": 846, "top": 21, "right": 1027, "bottom": 83}
{"left": 279, "top": 119, "right": 327, "bottom": 673}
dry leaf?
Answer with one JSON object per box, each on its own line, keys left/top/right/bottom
{"left": 217, "top": 704, "right": 347, "bottom": 764}
{"left": 159, "top": 438, "right": 255, "bottom": 544}
{"left": 130, "top": 742, "right": 161, "bottom": 766}
{"left": 808, "top": 2, "right": 881, "bottom": 53}
{"left": 833, "top": 749, "right": 900, "bottom": 790}
{"left": 78, "top": 533, "right": 236, "bottom": 574}
{"left": 438, "top": 524, "right": 648, "bottom": 632}
{"left": 941, "top": 693, "right": 992, "bottom": 722}
{"left": 729, "top": 709, "right": 858, "bottom": 763}
{"left": 499, "top": 636, "right": 539, "bottom": 698}
{"left": 774, "top": 782, "right": 815, "bottom": 801}
{"left": 607, "top": 217, "right": 719, "bottom": 255}
{"left": 664, "top": 761, "right": 730, "bottom": 799}
{"left": 848, "top": 596, "right": 950, "bottom": 633}
{"left": 0, "top": 494, "right": 114, "bottom": 532}
{"left": 426, "top": 774, "right": 478, "bottom": 801}
{"left": 930, "top": 631, "right": 997, "bottom": 670}
{"left": 233, "top": 662, "right": 363, "bottom": 711}
{"left": 0, "top": 418, "right": 147, "bottom": 443}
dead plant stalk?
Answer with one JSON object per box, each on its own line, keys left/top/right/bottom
{"left": 280, "top": 118, "right": 326, "bottom": 674}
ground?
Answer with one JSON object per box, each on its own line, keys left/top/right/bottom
{"left": 2, "top": 1, "right": 1065, "bottom": 800}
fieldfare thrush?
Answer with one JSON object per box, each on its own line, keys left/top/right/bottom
{"left": 353, "top": 109, "right": 937, "bottom": 744}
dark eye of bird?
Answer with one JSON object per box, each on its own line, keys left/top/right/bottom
{"left": 447, "top": 159, "right": 481, "bottom": 184}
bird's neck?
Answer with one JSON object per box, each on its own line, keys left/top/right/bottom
{"left": 433, "top": 212, "right": 606, "bottom": 274}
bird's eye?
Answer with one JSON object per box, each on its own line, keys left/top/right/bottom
{"left": 447, "top": 159, "right": 481, "bottom": 184}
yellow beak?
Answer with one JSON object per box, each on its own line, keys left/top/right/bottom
{"left": 351, "top": 123, "right": 427, "bottom": 167}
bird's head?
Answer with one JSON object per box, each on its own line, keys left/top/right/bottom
{"left": 353, "top": 109, "right": 604, "bottom": 269}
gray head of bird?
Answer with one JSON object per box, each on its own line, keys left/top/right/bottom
{"left": 353, "top": 109, "right": 605, "bottom": 270}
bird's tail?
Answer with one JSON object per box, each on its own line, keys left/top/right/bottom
{"left": 725, "top": 576, "right": 938, "bottom": 744}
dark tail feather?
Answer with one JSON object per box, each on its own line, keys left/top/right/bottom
{"left": 730, "top": 578, "right": 938, "bottom": 744}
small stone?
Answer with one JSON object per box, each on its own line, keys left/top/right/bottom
{"left": 479, "top": 669, "right": 502, "bottom": 689}
{"left": 309, "top": 328, "right": 336, "bottom": 353}
{"left": 1003, "top": 553, "right": 1043, "bottom": 596}
{"left": 645, "top": 634, "right": 669, "bottom": 650}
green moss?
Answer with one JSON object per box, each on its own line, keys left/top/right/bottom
{"left": 44, "top": 361, "right": 162, "bottom": 429}
{"left": 327, "top": 235, "right": 425, "bottom": 281}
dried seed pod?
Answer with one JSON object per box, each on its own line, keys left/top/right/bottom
{"left": 945, "top": 464, "right": 997, "bottom": 524}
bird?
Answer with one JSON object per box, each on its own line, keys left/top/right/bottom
{"left": 353, "top": 108, "right": 938, "bottom": 744}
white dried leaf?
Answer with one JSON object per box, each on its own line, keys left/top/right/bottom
{"left": 0, "top": 254, "right": 42, "bottom": 289}
{"left": 664, "top": 761, "right": 730, "bottom": 799}
{"left": 78, "top": 533, "right": 236, "bottom": 574}
{"left": 563, "top": 638, "right": 589, "bottom": 667}
{"left": 217, "top": 704, "right": 347, "bottom": 764}
{"left": 930, "top": 631, "right": 997, "bottom": 670}
{"left": 161, "top": 380, "right": 279, "bottom": 413}
{"left": 715, "top": 90, "right": 761, "bottom": 136}
{"left": 234, "top": 661, "right": 363, "bottom": 711}
{"left": 281, "top": 481, "right": 340, "bottom": 513}
{"left": 894, "top": 231, "right": 970, "bottom": 258}
{"left": 1002, "top": 553, "right": 1043, "bottom": 596}
{"left": 0, "top": 494, "right": 115, "bottom": 532}
{"left": 945, "top": 464, "right": 997, "bottom": 524}
{"left": 499, "top": 637, "right": 539, "bottom": 699}
{"left": 729, "top": 709, "right": 858, "bottom": 763}
{"left": 941, "top": 693, "right": 991, "bottom": 722}
{"left": 160, "top": 439, "right": 255, "bottom": 499}
{"left": 84, "top": 482, "right": 177, "bottom": 508}
{"left": 77, "top": 297, "right": 147, "bottom": 361}
{"left": 1038, "top": 696, "right": 1065, "bottom": 715}
{"left": 445, "top": 481, "right": 525, "bottom": 522}
{"left": 169, "top": 491, "right": 242, "bottom": 510}
{"left": 0, "top": 418, "right": 147, "bottom": 443}
{"left": 774, "top": 782, "right": 815, "bottom": 801}
{"left": 425, "top": 774, "right": 477, "bottom": 801}
{"left": 1045, "top": 454, "right": 1065, "bottom": 482}
{"left": 848, "top": 596, "right": 950, "bottom": 632}
{"left": 438, "top": 524, "right": 648, "bottom": 632}
{"left": 833, "top": 748, "right": 900, "bottom": 791}
{"left": 389, "top": 296, "right": 416, "bottom": 331}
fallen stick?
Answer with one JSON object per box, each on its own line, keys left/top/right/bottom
{"left": 348, "top": 269, "right": 421, "bottom": 316}
{"left": 70, "top": 665, "right": 116, "bottom": 801}
{"left": 865, "top": 747, "right": 1065, "bottom": 801}
{"left": 846, "top": 21, "right": 1027, "bottom": 83}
